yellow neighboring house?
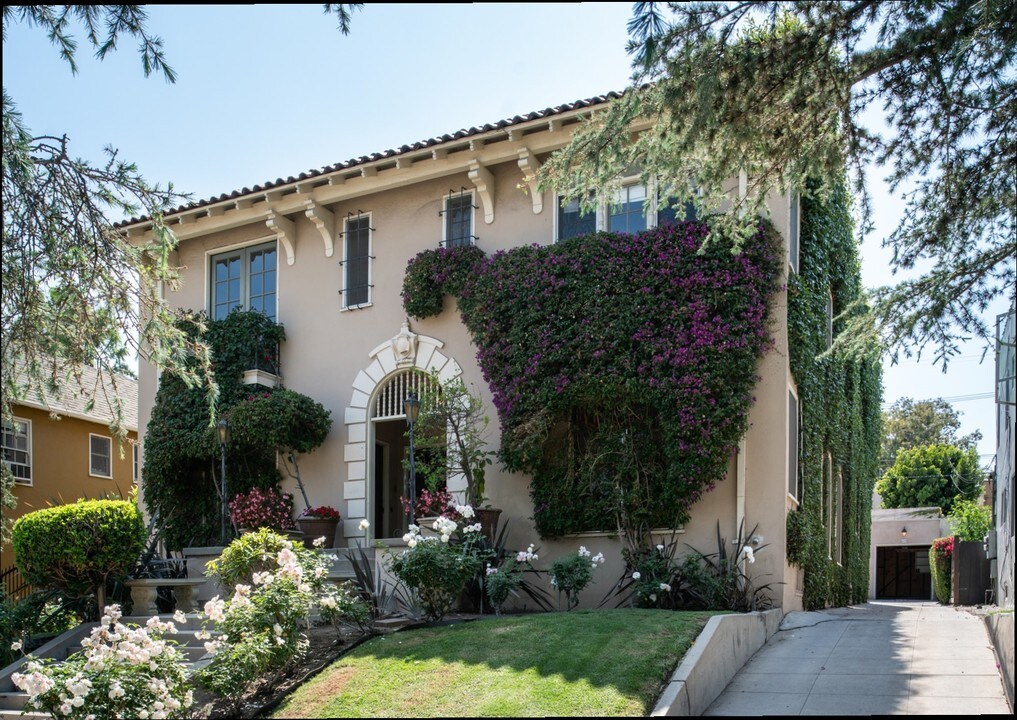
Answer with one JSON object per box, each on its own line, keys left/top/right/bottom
{"left": 2, "top": 366, "right": 138, "bottom": 594}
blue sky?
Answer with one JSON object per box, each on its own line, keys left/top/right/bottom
{"left": 2, "top": 3, "right": 1005, "bottom": 464}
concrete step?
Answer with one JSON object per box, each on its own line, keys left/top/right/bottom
{"left": 0, "top": 691, "right": 28, "bottom": 711}
{"left": 0, "top": 710, "right": 48, "bottom": 720}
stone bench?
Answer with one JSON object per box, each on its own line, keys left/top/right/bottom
{"left": 124, "top": 578, "right": 206, "bottom": 615}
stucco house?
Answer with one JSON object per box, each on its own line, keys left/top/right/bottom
{"left": 124, "top": 92, "right": 879, "bottom": 611}
{"left": 2, "top": 365, "right": 138, "bottom": 596}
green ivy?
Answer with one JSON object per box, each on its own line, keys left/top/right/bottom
{"left": 143, "top": 311, "right": 287, "bottom": 550}
{"left": 786, "top": 179, "right": 883, "bottom": 609}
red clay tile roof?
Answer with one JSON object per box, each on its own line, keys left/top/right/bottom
{"left": 119, "top": 91, "right": 622, "bottom": 227}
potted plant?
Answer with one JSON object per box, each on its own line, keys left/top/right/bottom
{"left": 297, "top": 505, "right": 341, "bottom": 548}
{"left": 414, "top": 373, "right": 500, "bottom": 541}
{"left": 229, "top": 486, "right": 296, "bottom": 535}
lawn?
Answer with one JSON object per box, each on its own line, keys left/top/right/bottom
{"left": 273, "top": 609, "right": 718, "bottom": 718}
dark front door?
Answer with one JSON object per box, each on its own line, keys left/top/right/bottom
{"left": 876, "top": 545, "right": 932, "bottom": 599}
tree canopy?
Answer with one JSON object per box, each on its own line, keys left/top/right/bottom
{"left": 880, "top": 396, "right": 982, "bottom": 470}
{"left": 875, "top": 443, "right": 983, "bottom": 514}
{"left": 1, "top": 4, "right": 359, "bottom": 541}
{"left": 540, "top": 1, "right": 1015, "bottom": 366}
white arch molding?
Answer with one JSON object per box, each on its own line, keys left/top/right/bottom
{"left": 341, "top": 322, "right": 462, "bottom": 540}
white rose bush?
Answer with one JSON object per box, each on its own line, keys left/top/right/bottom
{"left": 548, "top": 546, "right": 605, "bottom": 611}
{"left": 196, "top": 529, "right": 367, "bottom": 699}
{"left": 11, "top": 605, "right": 192, "bottom": 720}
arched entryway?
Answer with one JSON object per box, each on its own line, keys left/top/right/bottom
{"left": 369, "top": 369, "right": 440, "bottom": 538}
{"left": 340, "top": 322, "right": 462, "bottom": 542}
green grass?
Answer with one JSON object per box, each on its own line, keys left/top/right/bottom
{"left": 274, "top": 609, "right": 717, "bottom": 718}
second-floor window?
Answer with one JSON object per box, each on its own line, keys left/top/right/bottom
{"left": 2, "top": 418, "right": 31, "bottom": 485}
{"left": 608, "top": 183, "right": 648, "bottom": 234}
{"left": 343, "top": 215, "right": 372, "bottom": 308}
{"left": 443, "top": 193, "right": 475, "bottom": 247}
{"left": 90, "top": 434, "right": 112, "bottom": 479}
{"left": 556, "top": 183, "right": 698, "bottom": 242}
{"left": 557, "top": 196, "right": 597, "bottom": 241}
{"left": 210, "top": 241, "right": 277, "bottom": 321}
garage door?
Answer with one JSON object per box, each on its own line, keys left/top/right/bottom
{"left": 875, "top": 545, "right": 932, "bottom": 599}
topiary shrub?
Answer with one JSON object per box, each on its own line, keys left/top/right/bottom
{"left": 12, "top": 499, "right": 144, "bottom": 612}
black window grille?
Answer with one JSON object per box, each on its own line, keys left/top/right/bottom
{"left": 441, "top": 190, "right": 476, "bottom": 247}
{"left": 343, "top": 214, "right": 373, "bottom": 307}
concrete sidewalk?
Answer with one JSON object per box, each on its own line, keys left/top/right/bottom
{"left": 704, "top": 600, "right": 1010, "bottom": 715}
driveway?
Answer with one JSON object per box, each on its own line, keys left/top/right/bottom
{"left": 705, "top": 600, "right": 1010, "bottom": 715}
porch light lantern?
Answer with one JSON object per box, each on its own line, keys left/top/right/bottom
{"left": 900, "top": 526, "right": 908, "bottom": 542}
{"left": 404, "top": 392, "right": 420, "bottom": 527}
{"left": 217, "top": 417, "right": 231, "bottom": 545}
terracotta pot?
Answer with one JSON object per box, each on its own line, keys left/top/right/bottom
{"left": 297, "top": 518, "right": 339, "bottom": 548}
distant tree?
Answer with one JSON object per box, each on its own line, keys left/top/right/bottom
{"left": 1, "top": 5, "right": 360, "bottom": 541}
{"left": 876, "top": 443, "right": 983, "bottom": 514}
{"left": 540, "top": 1, "right": 1015, "bottom": 366}
{"left": 880, "top": 397, "right": 982, "bottom": 470}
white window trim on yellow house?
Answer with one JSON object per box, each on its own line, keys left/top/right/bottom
{"left": 2, "top": 416, "right": 32, "bottom": 486}
{"left": 89, "top": 433, "right": 113, "bottom": 479}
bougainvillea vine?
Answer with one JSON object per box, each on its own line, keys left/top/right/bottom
{"left": 403, "top": 220, "right": 782, "bottom": 537}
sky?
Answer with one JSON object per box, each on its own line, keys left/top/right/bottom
{"left": 2, "top": 3, "right": 1008, "bottom": 466}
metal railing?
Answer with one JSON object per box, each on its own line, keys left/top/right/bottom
{"left": 0, "top": 563, "right": 33, "bottom": 601}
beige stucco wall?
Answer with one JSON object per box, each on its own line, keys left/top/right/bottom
{"left": 135, "top": 121, "right": 802, "bottom": 609}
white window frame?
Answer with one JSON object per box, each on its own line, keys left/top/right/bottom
{"left": 554, "top": 193, "right": 597, "bottom": 242}
{"left": 603, "top": 178, "right": 652, "bottom": 234}
{"left": 788, "top": 192, "right": 800, "bottom": 274}
{"left": 341, "top": 212, "right": 374, "bottom": 311}
{"left": 89, "top": 433, "right": 113, "bottom": 479}
{"left": 441, "top": 191, "right": 476, "bottom": 248}
{"left": 133, "top": 443, "right": 139, "bottom": 483}
{"left": 208, "top": 239, "right": 279, "bottom": 321}
{"left": 787, "top": 386, "right": 800, "bottom": 503}
{"left": 2, "top": 417, "right": 32, "bottom": 486}
{"left": 554, "top": 179, "right": 700, "bottom": 243}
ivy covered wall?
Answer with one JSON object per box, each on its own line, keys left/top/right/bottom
{"left": 786, "top": 180, "right": 883, "bottom": 609}
{"left": 143, "top": 311, "right": 286, "bottom": 550}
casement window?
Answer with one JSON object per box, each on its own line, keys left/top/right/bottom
{"left": 788, "top": 389, "right": 799, "bottom": 500}
{"left": 788, "top": 192, "right": 800, "bottom": 274}
{"left": 657, "top": 196, "right": 699, "bottom": 225}
{"left": 555, "top": 182, "right": 698, "bottom": 242}
{"left": 608, "top": 183, "right": 649, "bottom": 234}
{"left": 342, "top": 214, "right": 373, "bottom": 309}
{"left": 442, "top": 192, "right": 475, "bottom": 248}
{"left": 89, "top": 434, "right": 113, "bottom": 479}
{"left": 133, "top": 444, "right": 139, "bottom": 483}
{"left": 1, "top": 418, "right": 32, "bottom": 486}
{"left": 210, "top": 241, "right": 277, "bottom": 321}
{"left": 557, "top": 196, "right": 597, "bottom": 241}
